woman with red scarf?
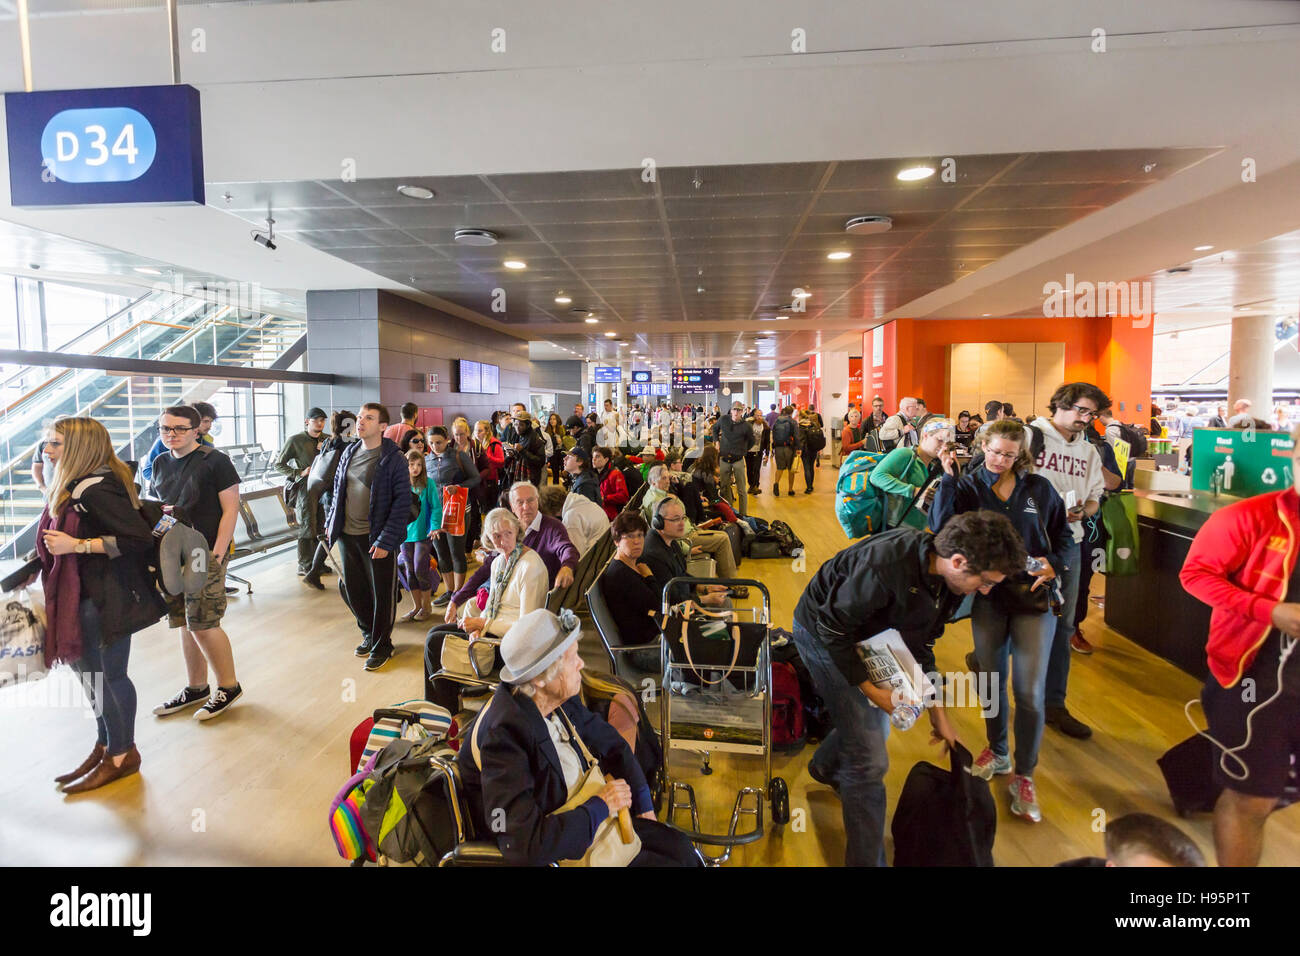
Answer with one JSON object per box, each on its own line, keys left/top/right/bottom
{"left": 33, "top": 417, "right": 165, "bottom": 794}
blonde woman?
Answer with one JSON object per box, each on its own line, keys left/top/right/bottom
{"left": 35, "top": 417, "right": 165, "bottom": 793}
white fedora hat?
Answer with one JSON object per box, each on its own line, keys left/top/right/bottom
{"left": 499, "top": 608, "right": 583, "bottom": 684}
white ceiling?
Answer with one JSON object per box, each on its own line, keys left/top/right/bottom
{"left": 0, "top": 0, "right": 1298, "bottom": 369}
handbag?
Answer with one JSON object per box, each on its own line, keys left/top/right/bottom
{"left": 549, "top": 709, "right": 641, "bottom": 867}
{"left": 989, "top": 492, "right": 1062, "bottom": 617}
{"left": 440, "top": 632, "right": 497, "bottom": 680}
{"left": 441, "top": 485, "right": 469, "bottom": 537}
{"left": 666, "top": 602, "right": 743, "bottom": 685}
{"left": 1102, "top": 492, "right": 1139, "bottom": 576}
{"left": 0, "top": 589, "right": 46, "bottom": 686}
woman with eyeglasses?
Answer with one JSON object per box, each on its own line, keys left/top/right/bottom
{"left": 927, "top": 419, "right": 1072, "bottom": 824}
{"left": 868, "top": 418, "right": 960, "bottom": 530}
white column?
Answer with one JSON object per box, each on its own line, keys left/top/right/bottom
{"left": 1228, "top": 315, "right": 1273, "bottom": 419}
{"left": 819, "top": 351, "right": 850, "bottom": 424}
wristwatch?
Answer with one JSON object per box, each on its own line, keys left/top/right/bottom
{"left": 75, "top": 538, "right": 92, "bottom": 554}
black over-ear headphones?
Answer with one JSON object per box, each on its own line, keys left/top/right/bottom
{"left": 653, "top": 495, "right": 676, "bottom": 531}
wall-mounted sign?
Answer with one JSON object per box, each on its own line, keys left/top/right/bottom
{"left": 593, "top": 366, "right": 622, "bottom": 383}
{"left": 5, "top": 84, "right": 205, "bottom": 207}
{"left": 632, "top": 370, "right": 651, "bottom": 383}
{"left": 426, "top": 372, "right": 439, "bottom": 394}
{"left": 1191, "top": 428, "right": 1295, "bottom": 499}
{"left": 671, "top": 367, "right": 720, "bottom": 392}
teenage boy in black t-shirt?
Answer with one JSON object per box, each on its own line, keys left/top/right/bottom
{"left": 150, "top": 405, "right": 245, "bottom": 721}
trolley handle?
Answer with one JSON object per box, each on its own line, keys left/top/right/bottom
{"left": 660, "top": 577, "right": 770, "bottom": 616}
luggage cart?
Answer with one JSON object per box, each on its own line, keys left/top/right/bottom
{"left": 658, "top": 577, "right": 789, "bottom": 866}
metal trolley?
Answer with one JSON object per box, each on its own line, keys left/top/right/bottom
{"left": 658, "top": 577, "right": 790, "bottom": 865}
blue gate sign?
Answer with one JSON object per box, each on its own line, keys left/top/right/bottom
{"left": 6, "top": 85, "right": 204, "bottom": 206}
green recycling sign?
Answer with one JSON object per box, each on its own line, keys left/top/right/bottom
{"left": 1191, "top": 428, "right": 1295, "bottom": 498}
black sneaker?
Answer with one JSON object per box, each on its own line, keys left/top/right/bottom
{"left": 808, "top": 761, "right": 840, "bottom": 795}
{"left": 354, "top": 637, "right": 374, "bottom": 658}
{"left": 302, "top": 572, "right": 325, "bottom": 590}
{"left": 364, "top": 643, "right": 395, "bottom": 671}
{"left": 804, "top": 488, "right": 813, "bottom": 494}
{"left": 772, "top": 486, "right": 780, "bottom": 497}
{"left": 195, "top": 684, "right": 242, "bottom": 721}
{"left": 1045, "top": 706, "right": 1092, "bottom": 739}
{"left": 153, "top": 685, "right": 210, "bottom": 716}
{"left": 431, "top": 592, "right": 452, "bottom": 608}
{"left": 318, "top": 565, "right": 334, "bottom": 575}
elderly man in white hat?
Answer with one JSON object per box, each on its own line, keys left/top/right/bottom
{"left": 456, "top": 608, "right": 699, "bottom": 867}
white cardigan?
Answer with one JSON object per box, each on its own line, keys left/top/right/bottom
{"left": 463, "top": 548, "right": 549, "bottom": 638}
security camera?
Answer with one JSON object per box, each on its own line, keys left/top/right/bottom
{"left": 251, "top": 216, "right": 276, "bottom": 250}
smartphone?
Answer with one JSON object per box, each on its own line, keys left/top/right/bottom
{"left": 1064, "top": 490, "right": 1078, "bottom": 511}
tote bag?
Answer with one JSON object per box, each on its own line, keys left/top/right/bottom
{"left": 1102, "top": 493, "right": 1139, "bottom": 576}
{"left": 441, "top": 485, "right": 469, "bottom": 537}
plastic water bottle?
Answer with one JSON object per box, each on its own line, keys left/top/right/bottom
{"left": 890, "top": 702, "right": 923, "bottom": 731}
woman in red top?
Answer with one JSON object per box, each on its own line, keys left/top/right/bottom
{"left": 592, "top": 445, "right": 629, "bottom": 520}
{"left": 474, "top": 419, "right": 507, "bottom": 521}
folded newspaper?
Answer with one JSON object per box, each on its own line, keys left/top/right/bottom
{"left": 854, "top": 629, "right": 935, "bottom": 711}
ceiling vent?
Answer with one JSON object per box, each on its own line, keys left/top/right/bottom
{"left": 844, "top": 215, "right": 893, "bottom": 235}
{"left": 454, "top": 228, "right": 500, "bottom": 246}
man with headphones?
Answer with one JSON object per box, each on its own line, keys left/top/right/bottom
{"left": 1181, "top": 427, "right": 1300, "bottom": 866}
{"left": 641, "top": 495, "right": 730, "bottom": 608}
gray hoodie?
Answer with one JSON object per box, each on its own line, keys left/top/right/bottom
{"left": 1028, "top": 416, "right": 1105, "bottom": 543}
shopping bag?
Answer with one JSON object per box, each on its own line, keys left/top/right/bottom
{"left": 0, "top": 589, "right": 47, "bottom": 687}
{"left": 1102, "top": 493, "right": 1139, "bottom": 576}
{"left": 440, "top": 485, "right": 469, "bottom": 537}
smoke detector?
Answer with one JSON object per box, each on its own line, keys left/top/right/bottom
{"left": 845, "top": 215, "right": 893, "bottom": 235}
{"left": 454, "top": 228, "right": 500, "bottom": 246}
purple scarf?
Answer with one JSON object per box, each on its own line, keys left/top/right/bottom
{"left": 35, "top": 505, "right": 82, "bottom": 665}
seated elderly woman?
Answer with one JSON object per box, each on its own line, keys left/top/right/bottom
{"left": 423, "top": 506, "right": 548, "bottom": 710}
{"left": 458, "top": 608, "right": 699, "bottom": 867}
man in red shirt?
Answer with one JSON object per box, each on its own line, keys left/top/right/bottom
{"left": 383, "top": 402, "right": 418, "bottom": 443}
{"left": 1181, "top": 429, "right": 1300, "bottom": 865}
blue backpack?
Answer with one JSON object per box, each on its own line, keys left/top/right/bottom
{"left": 834, "top": 449, "right": 890, "bottom": 539}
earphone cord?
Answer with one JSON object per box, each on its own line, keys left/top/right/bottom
{"left": 1184, "top": 634, "right": 1296, "bottom": 782}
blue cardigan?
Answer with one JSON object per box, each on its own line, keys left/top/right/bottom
{"left": 325, "top": 437, "right": 411, "bottom": 552}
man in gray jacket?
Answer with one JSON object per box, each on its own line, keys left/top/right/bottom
{"left": 712, "top": 401, "right": 752, "bottom": 518}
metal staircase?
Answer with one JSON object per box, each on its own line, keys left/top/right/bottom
{"left": 0, "top": 290, "right": 306, "bottom": 555}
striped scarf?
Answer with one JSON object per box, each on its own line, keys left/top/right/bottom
{"left": 485, "top": 542, "right": 527, "bottom": 623}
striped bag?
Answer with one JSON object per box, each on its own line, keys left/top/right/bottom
{"left": 355, "top": 700, "right": 454, "bottom": 774}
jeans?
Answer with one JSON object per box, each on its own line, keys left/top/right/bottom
{"left": 793, "top": 620, "right": 891, "bottom": 866}
{"left": 970, "top": 596, "right": 1054, "bottom": 776}
{"left": 717, "top": 456, "right": 748, "bottom": 517}
{"left": 340, "top": 532, "right": 398, "bottom": 651}
{"left": 73, "top": 598, "right": 137, "bottom": 756}
{"left": 1045, "top": 538, "right": 1081, "bottom": 710}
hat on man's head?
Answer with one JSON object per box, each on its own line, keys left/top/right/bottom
{"left": 307, "top": 407, "right": 327, "bottom": 420}
{"left": 514, "top": 411, "right": 532, "bottom": 424}
{"left": 565, "top": 445, "right": 590, "bottom": 462}
{"left": 500, "top": 608, "right": 583, "bottom": 684}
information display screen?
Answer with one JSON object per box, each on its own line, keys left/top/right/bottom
{"left": 6, "top": 84, "right": 205, "bottom": 207}
{"left": 631, "top": 370, "right": 651, "bottom": 383}
{"left": 671, "top": 368, "right": 720, "bottom": 392}
{"left": 593, "top": 366, "right": 622, "bottom": 383}
{"left": 456, "top": 360, "right": 481, "bottom": 394}
{"left": 629, "top": 383, "right": 669, "bottom": 397}
{"left": 479, "top": 362, "right": 499, "bottom": 395}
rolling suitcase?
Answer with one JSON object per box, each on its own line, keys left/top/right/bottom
{"left": 722, "top": 521, "right": 744, "bottom": 568}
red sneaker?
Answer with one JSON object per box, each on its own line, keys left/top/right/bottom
{"left": 1070, "top": 630, "right": 1094, "bottom": 655}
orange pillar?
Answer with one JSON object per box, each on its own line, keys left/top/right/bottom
{"left": 1097, "top": 315, "right": 1154, "bottom": 422}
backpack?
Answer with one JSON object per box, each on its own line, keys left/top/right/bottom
{"left": 766, "top": 519, "right": 804, "bottom": 557}
{"left": 1116, "top": 423, "right": 1148, "bottom": 459}
{"left": 803, "top": 423, "right": 825, "bottom": 451}
{"left": 771, "top": 661, "right": 805, "bottom": 751}
{"left": 891, "top": 743, "right": 996, "bottom": 866}
{"left": 834, "top": 449, "right": 890, "bottom": 538}
{"left": 772, "top": 417, "right": 796, "bottom": 448}
{"left": 770, "top": 631, "right": 833, "bottom": 742}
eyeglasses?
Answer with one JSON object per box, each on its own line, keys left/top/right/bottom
{"left": 159, "top": 425, "right": 193, "bottom": 435}
{"left": 662, "top": 514, "right": 686, "bottom": 523}
{"left": 985, "top": 448, "right": 1019, "bottom": 461}
{"left": 1068, "top": 404, "right": 1098, "bottom": 420}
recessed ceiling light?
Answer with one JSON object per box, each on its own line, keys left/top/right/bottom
{"left": 827, "top": 251, "right": 851, "bottom": 260}
{"left": 555, "top": 295, "right": 572, "bottom": 304}
{"left": 982, "top": 313, "right": 991, "bottom": 317}
{"left": 454, "top": 228, "right": 498, "bottom": 246}
{"left": 605, "top": 332, "right": 616, "bottom": 337}
{"left": 134, "top": 266, "right": 163, "bottom": 275}
{"left": 897, "top": 165, "right": 935, "bottom": 182}
{"left": 503, "top": 260, "right": 527, "bottom": 270}
{"left": 1194, "top": 245, "right": 1214, "bottom": 252}
{"left": 397, "top": 185, "right": 435, "bottom": 200}
{"left": 794, "top": 290, "right": 812, "bottom": 299}
{"left": 584, "top": 317, "right": 598, "bottom": 324}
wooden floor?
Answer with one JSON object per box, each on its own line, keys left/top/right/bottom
{"left": 3, "top": 458, "right": 1298, "bottom": 866}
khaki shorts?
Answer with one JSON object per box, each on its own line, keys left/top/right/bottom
{"left": 773, "top": 447, "right": 796, "bottom": 470}
{"left": 166, "top": 559, "right": 228, "bottom": 631}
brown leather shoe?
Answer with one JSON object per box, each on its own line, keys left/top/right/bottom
{"left": 55, "top": 743, "right": 105, "bottom": 788}
{"left": 62, "top": 746, "right": 141, "bottom": 795}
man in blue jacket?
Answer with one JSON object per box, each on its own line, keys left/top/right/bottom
{"left": 326, "top": 402, "right": 411, "bottom": 670}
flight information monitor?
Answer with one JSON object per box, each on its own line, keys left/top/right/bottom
{"left": 671, "top": 368, "right": 720, "bottom": 392}
{"left": 631, "top": 370, "right": 651, "bottom": 383}
{"left": 593, "top": 366, "right": 622, "bottom": 383}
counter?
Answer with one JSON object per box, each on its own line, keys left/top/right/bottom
{"left": 1103, "top": 489, "right": 1240, "bottom": 681}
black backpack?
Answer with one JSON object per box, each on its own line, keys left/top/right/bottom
{"left": 891, "top": 743, "right": 996, "bottom": 866}
{"left": 772, "top": 417, "right": 796, "bottom": 448}
{"left": 1116, "top": 423, "right": 1149, "bottom": 459}
{"left": 766, "top": 519, "right": 804, "bottom": 556}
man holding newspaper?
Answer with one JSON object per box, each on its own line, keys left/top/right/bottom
{"left": 792, "top": 511, "right": 1027, "bottom": 867}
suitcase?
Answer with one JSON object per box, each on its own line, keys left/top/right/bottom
{"left": 722, "top": 521, "right": 744, "bottom": 568}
